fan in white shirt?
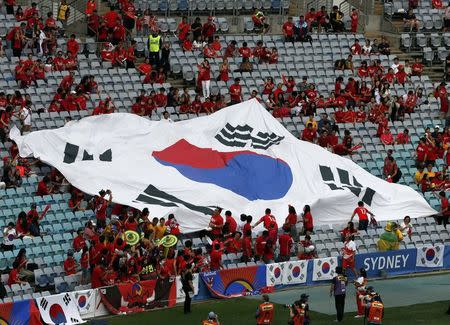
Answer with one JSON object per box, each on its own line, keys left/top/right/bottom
{"left": 391, "top": 57, "right": 401, "bottom": 74}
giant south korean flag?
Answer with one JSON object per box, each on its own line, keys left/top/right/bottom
{"left": 10, "top": 99, "right": 436, "bottom": 232}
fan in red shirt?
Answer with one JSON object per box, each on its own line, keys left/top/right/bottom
{"left": 224, "top": 232, "right": 242, "bottom": 254}
{"left": 224, "top": 210, "right": 237, "bottom": 236}
{"left": 67, "top": 34, "right": 80, "bottom": 57}
{"left": 229, "top": 78, "right": 242, "bottom": 104}
{"left": 395, "top": 65, "right": 408, "bottom": 85}
{"left": 305, "top": 8, "right": 317, "bottom": 30}
{"left": 238, "top": 42, "right": 252, "bottom": 58}
{"left": 350, "top": 201, "right": 375, "bottom": 231}
{"left": 301, "top": 123, "right": 317, "bottom": 143}
{"left": 282, "top": 17, "right": 295, "bottom": 41}
{"left": 301, "top": 205, "right": 314, "bottom": 234}
{"left": 60, "top": 71, "right": 75, "bottom": 92}
{"left": 241, "top": 230, "right": 253, "bottom": 262}
{"left": 395, "top": 129, "right": 410, "bottom": 144}
{"left": 350, "top": 8, "right": 359, "bottom": 33}
{"left": 36, "top": 176, "right": 53, "bottom": 196}
{"left": 103, "top": 7, "right": 119, "bottom": 29}
{"left": 434, "top": 82, "right": 449, "bottom": 113}
{"left": 411, "top": 57, "right": 424, "bottom": 76}
{"left": 254, "top": 231, "right": 268, "bottom": 261}
{"left": 154, "top": 88, "right": 168, "bottom": 107}
{"left": 278, "top": 227, "right": 293, "bottom": 262}
{"left": 350, "top": 39, "right": 362, "bottom": 55}
{"left": 208, "top": 207, "right": 224, "bottom": 240}
{"left": 64, "top": 251, "right": 78, "bottom": 275}
{"left": 202, "top": 16, "right": 216, "bottom": 42}
{"left": 210, "top": 243, "right": 224, "bottom": 270}
{"left": 416, "top": 137, "right": 429, "bottom": 165}
{"left": 94, "top": 189, "right": 113, "bottom": 228}
{"left": 8, "top": 262, "right": 25, "bottom": 286}
{"left": 176, "top": 16, "right": 190, "bottom": 41}
{"left": 253, "top": 208, "right": 278, "bottom": 233}
{"left": 91, "top": 262, "right": 106, "bottom": 288}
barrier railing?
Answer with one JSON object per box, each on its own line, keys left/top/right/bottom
{"left": 0, "top": 244, "right": 448, "bottom": 324}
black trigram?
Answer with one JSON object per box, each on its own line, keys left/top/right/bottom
{"left": 215, "top": 123, "right": 284, "bottom": 150}
{"left": 70, "top": 318, "right": 80, "bottom": 323}
{"left": 63, "top": 142, "right": 112, "bottom": 164}
{"left": 40, "top": 298, "right": 48, "bottom": 310}
{"left": 63, "top": 293, "right": 71, "bottom": 306}
{"left": 319, "top": 165, "right": 376, "bottom": 206}
{"left": 134, "top": 184, "right": 215, "bottom": 215}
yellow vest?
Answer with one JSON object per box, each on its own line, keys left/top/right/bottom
{"left": 148, "top": 35, "right": 161, "bottom": 52}
{"left": 58, "top": 4, "right": 69, "bottom": 20}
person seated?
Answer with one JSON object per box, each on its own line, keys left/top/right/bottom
{"left": 403, "top": 9, "right": 419, "bottom": 31}
{"left": 378, "top": 36, "right": 391, "bottom": 55}
{"left": 297, "top": 234, "right": 317, "bottom": 260}
{"left": 329, "top": 5, "right": 345, "bottom": 32}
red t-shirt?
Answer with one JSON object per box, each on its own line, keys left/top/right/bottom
{"left": 259, "top": 214, "right": 278, "bottom": 230}
{"left": 210, "top": 215, "right": 224, "bottom": 236}
{"left": 255, "top": 236, "right": 267, "bottom": 256}
{"left": 36, "top": 180, "right": 50, "bottom": 196}
{"left": 238, "top": 47, "right": 251, "bottom": 58}
{"left": 416, "top": 143, "right": 428, "bottom": 162}
{"left": 229, "top": 84, "right": 242, "bottom": 102}
{"left": 242, "top": 236, "right": 252, "bottom": 257}
{"left": 64, "top": 258, "right": 77, "bottom": 275}
{"left": 225, "top": 215, "right": 237, "bottom": 234}
{"left": 8, "top": 268, "right": 19, "bottom": 286}
{"left": 73, "top": 235, "right": 86, "bottom": 252}
{"left": 279, "top": 233, "right": 292, "bottom": 256}
{"left": 80, "top": 252, "right": 89, "bottom": 268}
{"left": 303, "top": 212, "right": 314, "bottom": 230}
{"left": 282, "top": 22, "right": 294, "bottom": 36}
{"left": 91, "top": 266, "right": 104, "bottom": 288}
{"left": 353, "top": 207, "right": 369, "bottom": 221}
{"left": 210, "top": 250, "right": 222, "bottom": 270}
{"left": 95, "top": 197, "right": 108, "bottom": 220}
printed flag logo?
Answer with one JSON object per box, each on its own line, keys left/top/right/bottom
{"left": 152, "top": 139, "right": 293, "bottom": 201}
{"left": 49, "top": 304, "right": 66, "bottom": 324}
{"left": 416, "top": 245, "right": 444, "bottom": 268}
{"left": 215, "top": 123, "right": 284, "bottom": 150}
{"left": 313, "top": 257, "right": 337, "bottom": 281}
{"left": 319, "top": 165, "right": 376, "bottom": 205}
{"left": 63, "top": 142, "right": 112, "bottom": 164}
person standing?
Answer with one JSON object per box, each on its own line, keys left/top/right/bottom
{"left": 330, "top": 266, "right": 348, "bottom": 322}
{"left": 434, "top": 191, "right": 450, "bottom": 228}
{"left": 208, "top": 207, "right": 224, "bottom": 240}
{"left": 350, "top": 201, "right": 375, "bottom": 231}
{"left": 255, "top": 294, "right": 274, "bottom": 325}
{"left": 301, "top": 205, "right": 314, "bottom": 235}
{"left": 57, "top": 0, "right": 70, "bottom": 29}
{"left": 181, "top": 263, "right": 195, "bottom": 314}
{"left": 198, "top": 59, "right": 211, "bottom": 98}
{"left": 147, "top": 30, "right": 162, "bottom": 66}
{"left": 284, "top": 205, "right": 298, "bottom": 241}
{"left": 341, "top": 234, "right": 357, "bottom": 277}
{"left": 354, "top": 268, "right": 367, "bottom": 319}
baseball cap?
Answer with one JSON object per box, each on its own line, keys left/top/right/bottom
{"left": 208, "top": 311, "right": 217, "bottom": 319}
{"left": 300, "top": 293, "right": 309, "bottom": 299}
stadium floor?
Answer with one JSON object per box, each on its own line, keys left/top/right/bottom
{"left": 99, "top": 273, "right": 450, "bottom": 325}
{"left": 247, "top": 272, "right": 450, "bottom": 315}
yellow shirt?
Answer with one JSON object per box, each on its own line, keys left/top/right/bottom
{"left": 154, "top": 225, "right": 167, "bottom": 240}
{"left": 426, "top": 170, "right": 436, "bottom": 178}
{"left": 306, "top": 119, "right": 317, "bottom": 129}
{"left": 414, "top": 170, "right": 425, "bottom": 183}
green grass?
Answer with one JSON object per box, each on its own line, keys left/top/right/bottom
{"left": 103, "top": 298, "right": 450, "bottom": 325}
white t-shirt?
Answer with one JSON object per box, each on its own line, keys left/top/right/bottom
{"left": 400, "top": 222, "right": 412, "bottom": 237}
{"left": 20, "top": 107, "right": 32, "bottom": 126}
{"left": 391, "top": 63, "right": 400, "bottom": 74}
{"left": 3, "top": 227, "right": 16, "bottom": 246}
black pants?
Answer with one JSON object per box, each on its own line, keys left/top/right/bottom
{"left": 358, "top": 219, "right": 368, "bottom": 231}
{"left": 1, "top": 244, "right": 14, "bottom": 251}
{"left": 6, "top": 5, "right": 14, "bottom": 15}
{"left": 182, "top": 287, "right": 191, "bottom": 313}
{"left": 335, "top": 294, "right": 346, "bottom": 322}
{"left": 436, "top": 215, "right": 449, "bottom": 228}
{"left": 148, "top": 52, "right": 160, "bottom": 66}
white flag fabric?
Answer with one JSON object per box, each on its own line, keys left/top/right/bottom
{"left": 266, "top": 263, "right": 284, "bottom": 286}
{"left": 175, "top": 274, "right": 199, "bottom": 303}
{"left": 312, "top": 257, "right": 338, "bottom": 281}
{"left": 282, "top": 260, "right": 308, "bottom": 284}
{"left": 416, "top": 244, "right": 444, "bottom": 267}
{"left": 71, "top": 290, "right": 96, "bottom": 316}
{"left": 37, "top": 293, "right": 85, "bottom": 324}
{"left": 11, "top": 99, "right": 436, "bottom": 232}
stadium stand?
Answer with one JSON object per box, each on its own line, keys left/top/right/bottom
{"left": 0, "top": 0, "right": 449, "bottom": 304}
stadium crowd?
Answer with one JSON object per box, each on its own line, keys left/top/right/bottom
{"left": 0, "top": 0, "right": 449, "bottom": 302}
